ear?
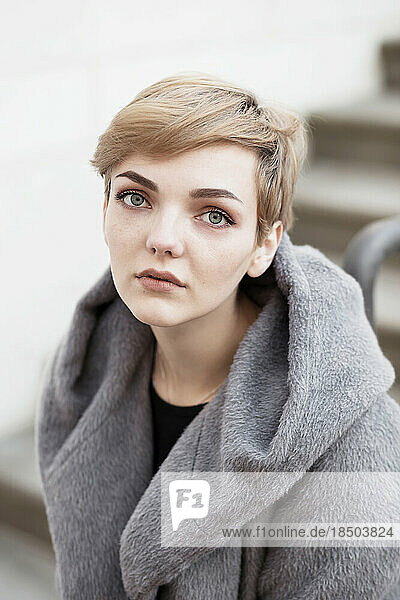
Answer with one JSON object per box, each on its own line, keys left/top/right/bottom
{"left": 247, "top": 221, "right": 283, "bottom": 278}
{"left": 102, "top": 196, "right": 109, "bottom": 247}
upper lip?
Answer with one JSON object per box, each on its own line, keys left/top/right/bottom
{"left": 137, "top": 268, "right": 185, "bottom": 287}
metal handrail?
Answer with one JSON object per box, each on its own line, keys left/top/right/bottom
{"left": 342, "top": 216, "right": 400, "bottom": 331}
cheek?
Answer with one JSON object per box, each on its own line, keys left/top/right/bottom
{"left": 194, "top": 231, "right": 254, "bottom": 286}
{"left": 105, "top": 214, "right": 137, "bottom": 257}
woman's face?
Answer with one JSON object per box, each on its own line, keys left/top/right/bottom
{"left": 103, "top": 142, "right": 271, "bottom": 327}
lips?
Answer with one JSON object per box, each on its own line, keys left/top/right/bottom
{"left": 137, "top": 268, "right": 185, "bottom": 287}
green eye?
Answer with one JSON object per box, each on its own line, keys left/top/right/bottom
{"left": 206, "top": 211, "right": 227, "bottom": 226}
{"left": 116, "top": 191, "right": 147, "bottom": 207}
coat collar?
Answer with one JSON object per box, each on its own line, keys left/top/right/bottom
{"left": 38, "top": 232, "right": 395, "bottom": 599}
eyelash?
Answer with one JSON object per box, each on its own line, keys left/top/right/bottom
{"left": 114, "top": 189, "right": 235, "bottom": 229}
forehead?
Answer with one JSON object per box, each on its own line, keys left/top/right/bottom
{"left": 111, "top": 143, "right": 258, "bottom": 198}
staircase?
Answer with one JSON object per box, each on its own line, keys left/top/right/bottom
{"left": 0, "top": 426, "right": 56, "bottom": 597}
{"left": 291, "top": 37, "right": 400, "bottom": 402}
{"left": 1, "top": 38, "right": 400, "bottom": 598}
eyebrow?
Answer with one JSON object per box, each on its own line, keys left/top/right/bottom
{"left": 114, "top": 170, "right": 244, "bottom": 204}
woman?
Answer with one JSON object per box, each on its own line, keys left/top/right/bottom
{"left": 36, "top": 72, "right": 400, "bottom": 599}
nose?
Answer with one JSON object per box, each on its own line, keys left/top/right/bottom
{"left": 145, "top": 211, "right": 184, "bottom": 257}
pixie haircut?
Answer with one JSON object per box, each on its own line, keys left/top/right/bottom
{"left": 90, "top": 71, "right": 309, "bottom": 248}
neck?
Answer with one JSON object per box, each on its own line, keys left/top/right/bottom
{"left": 151, "top": 287, "right": 261, "bottom": 406}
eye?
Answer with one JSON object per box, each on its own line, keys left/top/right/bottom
{"left": 114, "top": 191, "right": 234, "bottom": 229}
{"left": 200, "top": 208, "right": 234, "bottom": 228}
{"left": 115, "top": 190, "right": 148, "bottom": 208}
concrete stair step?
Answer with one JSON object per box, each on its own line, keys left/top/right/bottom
{"left": 390, "top": 383, "right": 400, "bottom": 405}
{"left": 307, "top": 92, "right": 400, "bottom": 166}
{"left": 292, "top": 158, "right": 400, "bottom": 253}
{"left": 0, "top": 523, "right": 56, "bottom": 600}
{"left": 0, "top": 426, "right": 50, "bottom": 545}
{"left": 381, "top": 39, "right": 400, "bottom": 91}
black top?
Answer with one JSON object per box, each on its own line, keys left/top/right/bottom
{"left": 150, "top": 378, "right": 207, "bottom": 475}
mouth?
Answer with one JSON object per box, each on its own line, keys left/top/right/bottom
{"left": 137, "top": 274, "right": 179, "bottom": 285}
{"left": 136, "top": 275, "right": 184, "bottom": 292}
{"left": 136, "top": 269, "right": 185, "bottom": 287}
{"left": 143, "top": 274, "right": 171, "bottom": 282}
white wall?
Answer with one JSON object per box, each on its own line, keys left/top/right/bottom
{"left": 1, "top": 0, "right": 399, "bottom": 435}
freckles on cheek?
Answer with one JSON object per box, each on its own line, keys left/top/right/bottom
{"left": 107, "top": 219, "right": 137, "bottom": 248}
{"left": 211, "top": 238, "right": 254, "bottom": 282}
{"left": 201, "top": 248, "right": 244, "bottom": 284}
{"left": 215, "top": 234, "right": 251, "bottom": 265}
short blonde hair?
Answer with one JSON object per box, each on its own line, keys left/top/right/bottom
{"left": 90, "top": 71, "right": 309, "bottom": 247}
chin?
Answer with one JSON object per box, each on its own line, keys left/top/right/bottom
{"left": 128, "top": 306, "right": 187, "bottom": 328}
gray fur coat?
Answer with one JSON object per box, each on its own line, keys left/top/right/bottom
{"left": 35, "top": 231, "right": 400, "bottom": 599}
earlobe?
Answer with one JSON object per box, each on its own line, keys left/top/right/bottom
{"left": 247, "top": 251, "right": 273, "bottom": 278}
